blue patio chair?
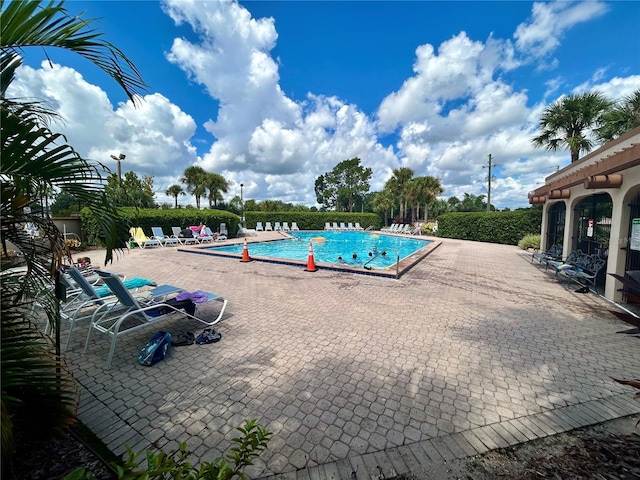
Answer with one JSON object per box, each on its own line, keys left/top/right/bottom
{"left": 559, "top": 254, "right": 607, "bottom": 292}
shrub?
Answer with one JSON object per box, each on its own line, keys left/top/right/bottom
{"left": 437, "top": 209, "right": 542, "bottom": 245}
{"left": 64, "top": 239, "right": 82, "bottom": 250}
{"left": 421, "top": 222, "right": 438, "bottom": 235}
{"left": 518, "top": 234, "right": 541, "bottom": 250}
{"left": 64, "top": 419, "right": 271, "bottom": 480}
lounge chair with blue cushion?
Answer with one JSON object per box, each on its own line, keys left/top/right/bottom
{"left": 274, "top": 222, "right": 282, "bottom": 231}
{"left": 84, "top": 270, "right": 228, "bottom": 368}
{"left": 63, "top": 267, "right": 163, "bottom": 351}
{"left": 151, "top": 227, "right": 180, "bottom": 247}
{"left": 256, "top": 222, "right": 264, "bottom": 231}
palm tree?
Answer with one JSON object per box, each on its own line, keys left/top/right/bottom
{"left": 371, "top": 190, "right": 395, "bottom": 227}
{"left": 596, "top": 90, "right": 640, "bottom": 142}
{"left": 181, "top": 165, "right": 207, "bottom": 209}
{"left": 532, "top": 92, "right": 612, "bottom": 163}
{"left": 1, "top": 0, "right": 145, "bottom": 471}
{"left": 386, "top": 167, "right": 414, "bottom": 220}
{"left": 165, "top": 184, "right": 185, "bottom": 208}
{"left": 205, "top": 173, "right": 229, "bottom": 208}
{"left": 410, "top": 176, "right": 444, "bottom": 222}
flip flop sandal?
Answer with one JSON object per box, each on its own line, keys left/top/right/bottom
{"left": 576, "top": 286, "right": 590, "bottom": 294}
{"left": 172, "top": 332, "right": 195, "bottom": 346}
{"left": 195, "top": 328, "right": 222, "bottom": 345}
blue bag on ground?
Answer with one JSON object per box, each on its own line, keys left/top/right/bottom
{"left": 137, "top": 331, "right": 172, "bottom": 366}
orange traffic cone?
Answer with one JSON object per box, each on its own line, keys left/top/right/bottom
{"left": 240, "top": 237, "right": 252, "bottom": 262}
{"left": 304, "top": 241, "right": 317, "bottom": 272}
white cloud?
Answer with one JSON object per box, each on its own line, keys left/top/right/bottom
{"left": 7, "top": 61, "right": 200, "bottom": 205}
{"left": 514, "top": 1, "right": 608, "bottom": 58}
{"left": 162, "top": 0, "right": 397, "bottom": 203}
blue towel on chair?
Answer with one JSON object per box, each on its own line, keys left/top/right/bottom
{"left": 94, "top": 277, "right": 156, "bottom": 297}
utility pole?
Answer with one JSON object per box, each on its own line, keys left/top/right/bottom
{"left": 483, "top": 154, "right": 496, "bottom": 211}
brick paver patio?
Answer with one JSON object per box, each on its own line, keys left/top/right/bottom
{"left": 62, "top": 234, "right": 640, "bottom": 479}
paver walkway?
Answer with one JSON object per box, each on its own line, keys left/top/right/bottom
{"left": 63, "top": 235, "right": 640, "bottom": 479}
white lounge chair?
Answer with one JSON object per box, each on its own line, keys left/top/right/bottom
{"left": 171, "top": 226, "right": 199, "bottom": 245}
{"left": 332, "top": 222, "right": 339, "bottom": 231}
{"left": 324, "top": 222, "right": 333, "bottom": 231}
{"left": 265, "top": 222, "right": 273, "bottom": 231}
{"left": 282, "top": 222, "right": 290, "bottom": 232}
{"left": 151, "top": 227, "right": 180, "bottom": 247}
{"left": 291, "top": 222, "right": 300, "bottom": 231}
{"left": 197, "top": 229, "right": 214, "bottom": 243}
{"left": 85, "top": 270, "right": 228, "bottom": 368}
{"left": 63, "top": 267, "right": 159, "bottom": 351}
{"left": 274, "top": 222, "right": 282, "bottom": 231}
{"left": 339, "top": 222, "right": 347, "bottom": 231}
{"left": 256, "top": 222, "right": 264, "bottom": 231}
{"left": 354, "top": 223, "right": 363, "bottom": 231}
{"left": 219, "top": 223, "right": 228, "bottom": 237}
{"left": 206, "top": 227, "right": 226, "bottom": 241}
{"left": 347, "top": 222, "right": 355, "bottom": 231}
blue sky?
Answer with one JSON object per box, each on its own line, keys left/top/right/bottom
{"left": 9, "top": 0, "right": 640, "bottom": 209}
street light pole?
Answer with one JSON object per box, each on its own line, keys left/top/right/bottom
{"left": 110, "top": 153, "right": 126, "bottom": 186}
{"left": 240, "top": 183, "right": 244, "bottom": 225}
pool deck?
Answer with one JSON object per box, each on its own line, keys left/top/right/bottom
{"left": 65, "top": 233, "right": 640, "bottom": 479}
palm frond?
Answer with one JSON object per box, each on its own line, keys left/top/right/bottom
{"left": 1, "top": 0, "right": 147, "bottom": 103}
{"left": 1, "top": 291, "right": 79, "bottom": 470}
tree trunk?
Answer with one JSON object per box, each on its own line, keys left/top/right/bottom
{"left": 174, "top": 196, "right": 178, "bottom": 209}
{"left": 571, "top": 148, "right": 579, "bottom": 163}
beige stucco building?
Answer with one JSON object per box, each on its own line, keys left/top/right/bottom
{"left": 529, "top": 126, "right": 640, "bottom": 302}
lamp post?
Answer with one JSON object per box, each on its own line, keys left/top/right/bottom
{"left": 110, "top": 153, "right": 126, "bottom": 186}
{"left": 240, "top": 183, "right": 244, "bottom": 225}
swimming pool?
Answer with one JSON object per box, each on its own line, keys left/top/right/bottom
{"left": 199, "top": 231, "right": 436, "bottom": 276}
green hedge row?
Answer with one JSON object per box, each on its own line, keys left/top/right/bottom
{"left": 437, "top": 210, "right": 542, "bottom": 245}
{"left": 242, "top": 211, "right": 381, "bottom": 231}
{"left": 80, "top": 207, "right": 240, "bottom": 246}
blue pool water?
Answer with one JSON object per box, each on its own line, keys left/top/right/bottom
{"left": 207, "top": 231, "right": 432, "bottom": 269}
